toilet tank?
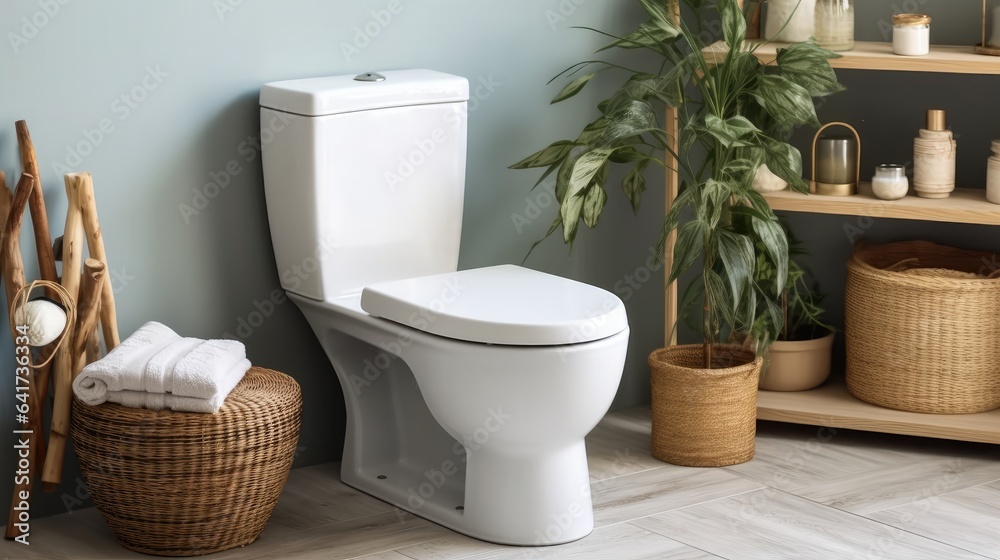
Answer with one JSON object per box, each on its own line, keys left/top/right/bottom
{"left": 260, "top": 70, "right": 469, "bottom": 301}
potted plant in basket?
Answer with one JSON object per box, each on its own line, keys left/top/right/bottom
{"left": 510, "top": 0, "right": 844, "bottom": 466}
{"left": 750, "top": 225, "right": 836, "bottom": 392}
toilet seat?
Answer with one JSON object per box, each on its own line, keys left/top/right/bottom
{"left": 360, "top": 264, "right": 627, "bottom": 346}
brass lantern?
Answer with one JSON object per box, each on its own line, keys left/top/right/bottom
{"left": 975, "top": 0, "right": 1000, "bottom": 55}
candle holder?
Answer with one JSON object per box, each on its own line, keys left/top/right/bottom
{"left": 975, "top": 0, "right": 1000, "bottom": 55}
{"left": 811, "top": 122, "right": 861, "bottom": 196}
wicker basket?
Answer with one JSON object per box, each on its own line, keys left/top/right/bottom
{"left": 845, "top": 241, "right": 1000, "bottom": 414}
{"left": 649, "top": 345, "right": 761, "bottom": 467}
{"left": 71, "top": 367, "right": 302, "bottom": 556}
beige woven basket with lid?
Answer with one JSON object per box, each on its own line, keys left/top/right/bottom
{"left": 845, "top": 241, "right": 1000, "bottom": 414}
{"left": 649, "top": 345, "right": 761, "bottom": 467}
{"left": 71, "top": 367, "right": 302, "bottom": 557}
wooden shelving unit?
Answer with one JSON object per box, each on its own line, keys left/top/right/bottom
{"left": 705, "top": 40, "right": 1000, "bottom": 75}
{"left": 764, "top": 183, "right": 1000, "bottom": 226}
{"left": 758, "top": 378, "right": 1000, "bottom": 445}
{"left": 666, "top": 16, "right": 1000, "bottom": 445}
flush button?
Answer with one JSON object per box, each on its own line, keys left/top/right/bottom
{"left": 354, "top": 72, "right": 386, "bottom": 82}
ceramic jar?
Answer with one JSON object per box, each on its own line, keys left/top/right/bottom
{"left": 764, "top": 0, "right": 816, "bottom": 42}
{"left": 871, "top": 164, "right": 909, "bottom": 200}
{"left": 913, "top": 110, "right": 957, "bottom": 199}
{"left": 893, "top": 14, "right": 931, "bottom": 56}
{"left": 815, "top": 0, "right": 854, "bottom": 51}
{"left": 987, "top": 141, "right": 1000, "bottom": 205}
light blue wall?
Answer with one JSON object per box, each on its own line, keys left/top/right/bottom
{"left": 0, "top": 0, "right": 662, "bottom": 517}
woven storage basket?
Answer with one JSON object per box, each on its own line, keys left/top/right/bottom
{"left": 649, "top": 345, "right": 761, "bottom": 467}
{"left": 845, "top": 241, "right": 1000, "bottom": 414}
{"left": 71, "top": 367, "right": 302, "bottom": 557}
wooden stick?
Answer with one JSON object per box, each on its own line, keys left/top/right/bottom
{"left": 2, "top": 173, "right": 39, "bottom": 540}
{"left": 1, "top": 174, "right": 32, "bottom": 307}
{"left": 0, "top": 172, "right": 10, "bottom": 282}
{"left": 76, "top": 172, "right": 119, "bottom": 350}
{"left": 71, "top": 259, "right": 105, "bottom": 373}
{"left": 85, "top": 324, "right": 101, "bottom": 366}
{"left": 15, "top": 121, "right": 59, "bottom": 288}
{"left": 41, "top": 173, "right": 85, "bottom": 490}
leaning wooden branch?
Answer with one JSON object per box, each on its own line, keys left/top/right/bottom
{"left": 76, "top": 172, "right": 119, "bottom": 350}
{"left": 2, "top": 173, "right": 40, "bottom": 539}
{"left": 71, "top": 259, "right": 106, "bottom": 372}
{"left": 16, "top": 121, "right": 59, "bottom": 289}
{"left": 41, "top": 173, "right": 86, "bottom": 491}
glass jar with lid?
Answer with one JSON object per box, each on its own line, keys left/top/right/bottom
{"left": 815, "top": 0, "right": 854, "bottom": 51}
{"left": 892, "top": 14, "right": 931, "bottom": 56}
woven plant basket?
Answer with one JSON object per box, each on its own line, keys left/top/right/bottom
{"left": 649, "top": 345, "right": 762, "bottom": 467}
{"left": 845, "top": 241, "right": 1000, "bottom": 414}
{"left": 71, "top": 367, "right": 302, "bottom": 557}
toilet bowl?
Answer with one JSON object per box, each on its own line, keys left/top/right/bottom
{"left": 260, "top": 70, "right": 630, "bottom": 545}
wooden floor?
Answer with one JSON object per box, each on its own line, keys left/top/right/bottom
{"left": 3, "top": 407, "right": 999, "bottom": 560}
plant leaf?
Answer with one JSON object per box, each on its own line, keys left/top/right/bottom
{"left": 552, "top": 73, "right": 597, "bottom": 104}
{"left": 561, "top": 148, "right": 613, "bottom": 243}
{"left": 776, "top": 41, "right": 845, "bottom": 98}
{"left": 602, "top": 100, "right": 657, "bottom": 145}
{"left": 638, "top": 0, "right": 682, "bottom": 38}
{"left": 622, "top": 162, "right": 648, "bottom": 214}
{"left": 582, "top": 184, "right": 608, "bottom": 228}
{"left": 600, "top": 20, "right": 680, "bottom": 51}
{"left": 751, "top": 215, "right": 789, "bottom": 295}
{"left": 751, "top": 74, "right": 820, "bottom": 128}
{"left": 509, "top": 140, "right": 576, "bottom": 169}
{"left": 716, "top": 230, "right": 756, "bottom": 310}
{"left": 702, "top": 114, "right": 760, "bottom": 148}
{"left": 669, "top": 219, "right": 707, "bottom": 283}
{"left": 763, "top": 140, "right": 808, "bottom": 193}
{"left": 719, "top": 0, "right": 747, "bottom": 48}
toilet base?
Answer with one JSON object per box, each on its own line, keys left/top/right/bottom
{"left": 341, "top": 440, "right": 594, "bottom": 546}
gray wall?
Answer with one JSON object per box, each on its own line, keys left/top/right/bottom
{"left": 0, "top": 0, "right": 660, "bottom": 518}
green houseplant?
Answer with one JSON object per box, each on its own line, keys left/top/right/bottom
{"left": 511, "top": 0, "right": 843, "bottom": 466}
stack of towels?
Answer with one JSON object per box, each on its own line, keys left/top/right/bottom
{"left": 72, "top": 321, "right": 251, "bottom": 413}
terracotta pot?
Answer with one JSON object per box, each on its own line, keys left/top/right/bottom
{"left": 759, "top": 332, "right": 835, "bottom": 392}
{"left": 649, "top": 345, "right": 762, "bottom": 467}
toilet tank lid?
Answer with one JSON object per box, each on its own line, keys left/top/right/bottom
{"left": 360, "top": 265, "right": 629, "bottom": 346}
{"left": 260, "top": 69, "right": 469, "bottom": 116}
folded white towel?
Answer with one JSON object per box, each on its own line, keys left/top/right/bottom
{"left": 73, "top": 321, "right": 251, "bottom": 413}
{"left": 105, "top": 358, "right": 251, "bottom": 413}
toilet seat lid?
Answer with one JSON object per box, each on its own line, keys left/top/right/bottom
{"left": 360, "top": 265, "right": 628, "bottom": 346}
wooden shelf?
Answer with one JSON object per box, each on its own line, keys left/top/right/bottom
{"left": 763, "top": 184, "right": 1000, "bottom": 225}
{"left": 758, "top": 377, "right": 1000, "bottom": 444}
{"left": 705, "top": 40, "right": 1000, "bottom": 75}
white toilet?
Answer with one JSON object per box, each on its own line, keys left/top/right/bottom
{"left": 259, "top": 69, "right": 630, "bottom": 546}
